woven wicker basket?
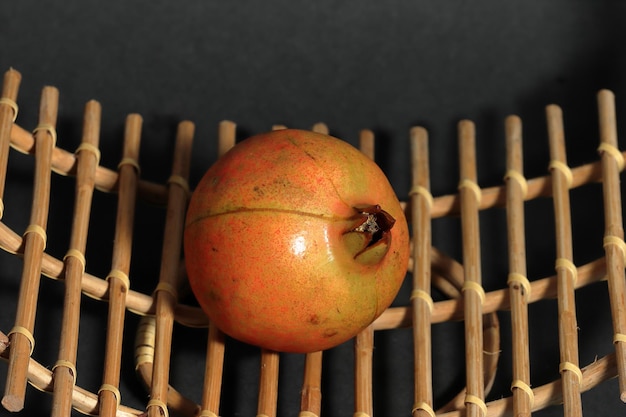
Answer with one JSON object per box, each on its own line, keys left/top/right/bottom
{"left": 0, "top": 67, "right": 624, "bottom": 417}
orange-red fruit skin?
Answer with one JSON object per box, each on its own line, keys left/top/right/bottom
{"left": 184, "top": 129, "right": 409, "bottom": 353}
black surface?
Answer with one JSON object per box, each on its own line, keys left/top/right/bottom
{"left": 1, "top": 1, "right": 625, "bottom": 416}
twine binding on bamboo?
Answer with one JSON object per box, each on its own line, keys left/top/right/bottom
{"left": 559, "top": 361, "right": 583, "bottom": 386}
{"left": 0, "top": 97, "right": 18, "bottom": 122}
{"left": 117, "top": 157, "right": 140, "bottom": 174}
{"left": 167, "top": 174, "right": 190, "bottom": 197}
{"left": 555, "top": 258, "right": 578, "bottom": 284}
{"left": 548, "top": 160, "right": 573, "bottom": 188}
{"left": 507, "top": 272, "right": 531, "bottom": 302}
{"left": 154, "top": 282, "right": 178, "bottom": 300}
{"left": 7, "top": 326, "right": 35, "bottom": 355}
{"left": 503, "top": 169, "right": 528, "bottom": 198}
{"left": 598, "top": 142, "right": 625, "bottom": 171}
{"left": 353, "top": 412, "right": 371, "bottom": 417}
{"left": 461, "top": 280, "right": 486, "bottom": 305}
{"left": 75, "top": 142, "right": 101, "bottom": 165}
{"left": 23, "top": 224, "right": 47, "bottom": 249}
{"left": 458, "top": 178, "right": 482, "bottom": 203}
{"left": 410, "top": 289, "right": 434, "bottom": 313}
{"left": 52, "top": 360, "right": 77, "bottom": 385}
{"left": 106, "top": 269, "right": 130, "bottom": 292}
{"left": 510, "top": 379, "right": 535, "bottom": 407}
{"left": 409, "top": 185, "right": 434, "bottom": 209}
{"left": 147, "top": 398, "right": 169, "bottom": 417}
{"left": 298, "top": 411, "right": 319, "bottom": 417}
{"left": 199, "top": 411, "right": 219, "bottom": 417}
{"left": 411, "top": 401, "right": 435, "bottom": 417}
{"left": 464, "top": 394, "right": 487, "bottom": 416}
{"left": 603, "top": 235, "right": 626, "bottom": 263}
{"left": 98, "top": 384, "right": 121, "bottom": 408}
{"left": 614, "top": 333, "right": 626, "bottom": 344}
{"left": 63, "top": 248, "right": 86, "bottom": 273}
{"left": 33, "top": 123, "right": 57, "bottom": 148}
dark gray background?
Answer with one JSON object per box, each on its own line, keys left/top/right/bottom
{"left": 0, "top": 1, "right": 624, "bottom": 416}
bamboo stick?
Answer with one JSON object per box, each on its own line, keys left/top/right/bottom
{"left": 409, "top": 126, "right": 434, "bottom": 417}
{"left": 2, "top": 86, "right": 58, "bottom": 412}
{"left": 300, "top": 351, "right": 323, "bottom": 417}
{"left": 147, "top": 120, "right": 194, "bottom": 417}
{"left": 596, "top": 89, "right": 626, "bottom": 402}
{"left": 353, "top": 129, "right": 376, "bottom": 417}
{"left": 6, "top": 119, "right": 620, "bottom": 217}
{"left": 458, "top": 120, "right": 486, "bottom": 417}
{"left": 298, "top": 121, "right": 328, "bottom": 417}
{"left": 199, "top": 120, "right": 235, "bottom": 417}
{"left": 546, "top": 104, "right": 582, "bottom": 417}
{"left": 503, "top": 115, "right": 533, "bottom": 416}
{"left": 0, "top": 68, "right": 21, "bottom": 216}
{"left": 51, "top": 100, "right": 101, "bottom": 417}
{"left": 257, "top": 350, "right": 280, "bottom": 417}
{"left": 98, "top": 114, "right": 142, "bottom": 417}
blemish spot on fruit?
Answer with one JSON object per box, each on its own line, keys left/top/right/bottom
{"left": 309, "top": 314, "right": 321, "bottom": 325}
{"left": 323, "top": 328, "right": 339, "bottom": 338}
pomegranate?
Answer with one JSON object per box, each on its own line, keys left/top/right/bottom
{"left": 184, "top": 129, "right": 409, "bottom": 353}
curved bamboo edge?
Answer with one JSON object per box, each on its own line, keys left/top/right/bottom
{"left": 0, "top": 331, "right": 141, "bottom": 417}
{"left": 2, "top": 328, "right": 617, "bottom": 417}
{"left": 0, "top": 217, "right": 610, "bottom": 330}
{"left": 7, "top": 121, "right": 610, "bottom": 217}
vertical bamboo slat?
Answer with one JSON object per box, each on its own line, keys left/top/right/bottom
{"left": 504, "top": 115, "right": 533, "bottom": 416}
{"left": 200, "top": 121, "right": 237, "bottom": 417}
{"left": 0, "top": 69, "right": 21, "bottom": 217}
{"left": 409, "top": 126, "right": 434, "bottom": 417}
{"left": 147, "top": 121, "right": 195, "bottom": 417}
{"left": 546, "top": 104, "right": 582, "bottom": 417}
{"left": 2, "top": 86, "right": 58, "bottom": 412}
{"left": 98, "top": 114, "right": 142, "bottom": 417}
{"left": 352, "top": 129, "right": 376, "bottom": 417}
{"left": 596, "top": 89, "right": 626, "bottom": 402}
{"left": 257, "top": 350, "right": 280, "bottom": 417}
{"left": 458, "top": 120, "right": 486, "bottom": 417}
{"left": 298, "top": 121, "right": 329, "bottom": 417}
{"left": 51, "top": 100, "right": 101, "bottom": 417}
{"left": 199, "top": 120, "right": 236, "bottom": 417}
